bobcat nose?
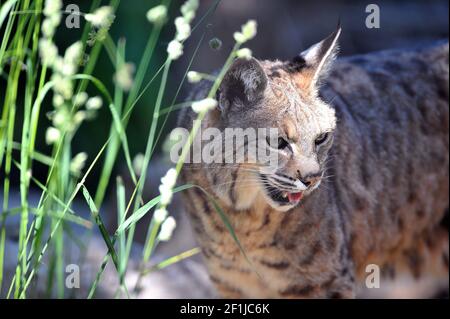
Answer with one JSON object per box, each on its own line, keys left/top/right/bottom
{"left": 298, "top": 172, "right": 321, "bottom": 188}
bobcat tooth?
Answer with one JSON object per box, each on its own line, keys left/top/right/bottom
{"left": 282, "top": 192, "right": 288, "bottom": 198}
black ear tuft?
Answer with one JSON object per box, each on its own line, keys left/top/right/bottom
{"left": 285, "top": 55, "right": 307, "bottom": 73}
{"left": 218, "top": 57, "right": 267, "bottom": 113}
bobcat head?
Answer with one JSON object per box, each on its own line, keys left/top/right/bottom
{"left": 205, "top": 27, "right": 340, "bottom": 212}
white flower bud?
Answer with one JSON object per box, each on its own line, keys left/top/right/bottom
{"left": 73, "top": 111, "right": 86, "bottom": 125}
{"left": 167, "top": 40, "right": 183, "bottom": 60}
{"left": 64, "top": 41, "right": 83, "bottom": 64}
{"left": 63, "top": 41, "right": 83, "bottom": 75}
{"left": 52, "top": 56, "right": 64, "bottom": 73}
{"left": 42, "top": 18, "right": 57, "bottom": 38}
{"left": 86, "top": 96, "right": 103, "bottom": 110}
{"left": 146, "top": 5, "right": 167, "bottom": 24}
{"left": 159, "top": 186, "right": 173, "bottom": 206}
{"left": 52, "top": 94, "right": 64, "bottom": 107}
{"left": 191, "top": 98, "right": 218, "bottom": 113}
{"left": 85, "top": 6, "right": 114, "bottom": 28}
{"left": 45, "top": 127, "right": 60, "bottom": 144}
{"left": 175, "top": 16, "right": 191, "bottom": 41}
{"left": 236, "top": 48, "right": 252, "bottom": 60}
{"left": 132, "top": 153, "right": 145, "bottom": 176}
{"left": 53, "top": 109, "right": 67, "bottom": 127}
{"left": 241, "top": 20, "right": 257, "bottom": 41}
{"left": 158, "top": 216, "right": 176, "bottom": 241}
{"left": 233, "top": 20, "right": 257, "bottom": 44}
{"left": 39, "top": 38, "right": 58, "bottom": 67}
{"left": 53, "top": 75, "right": 73, "bottom": 99}
{"left": 114, "top": 62, "right": 135, "bottom": 91}
{"left": 187, "top": 71, "right": 202, "bottom": 83}
{"left": 160, "top": 168, "right": 177, "bottom": 189}
{"left": 233, "top": 32, "right": 246, "bottom": 44}
{"left": 73, "top": 92, "right": 88, "bottom": 107}
{"left": 49, "top": 14, "right": 61, "bottom": 28}
{"left": 180, "top": 0, "right": 199, "bottom": 23}
{"left": 70, "top": 152, "right": 88, "bottom": 173}
{"left": 43, "top": 0, "right": 62, "bottom": 18}
{"left": 153, "top": 208, "right": 168, "bottom": 223}
{"left": 182, "top": 11, "right": 195, "bottom": 24}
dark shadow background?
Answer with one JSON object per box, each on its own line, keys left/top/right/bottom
{"left": 184, "top": 0, "right": 449, "bottom": 70}
{"left": 2, "top": 0, "right": 448, "bottom": 194}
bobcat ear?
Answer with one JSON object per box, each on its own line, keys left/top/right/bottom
{"left": 218, "top": 57, "right": 268, "bottom": 113}
{"left": 291, "top": 25, "right": 341, "bottom": 93}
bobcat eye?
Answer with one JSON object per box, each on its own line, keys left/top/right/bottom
{"left": 266, "top": 136, "right": 289, "bottom": 150}
{"left": 315, "top": 132, "right": 329, "bottom": 146}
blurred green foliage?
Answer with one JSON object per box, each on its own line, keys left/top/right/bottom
{"left": 8, "top": 1, "right": 182, "bottom": 181}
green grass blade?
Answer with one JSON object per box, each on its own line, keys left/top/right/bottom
{"left": 0, "top": 0, "right": 18, "bottom": 29}
{"left": 143, "top": 247, "right": 200, "bottom": 274}
{"left": 1, "top": 206, "right": 91, "bottom": 228}
{"left": 116, "top": 177, "right": 126, "bottom": 280}
{"left": 81, "top": 185, "right": 119, "bottom": 270}
{"left": 0, "top": 206, "right": 6, "bottom": 293}
{"left": 117, "top": 184, "right": 194, "bottom": 234}
{"left": 0, "top": 0, "right": 18, "bottom": 72}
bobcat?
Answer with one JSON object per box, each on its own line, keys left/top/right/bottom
{"left": 178, "top": 27, "right": 449, "bottom": 298}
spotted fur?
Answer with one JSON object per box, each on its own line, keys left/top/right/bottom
{"left": 178, "top": 29, "right": 449, "bottom": 298}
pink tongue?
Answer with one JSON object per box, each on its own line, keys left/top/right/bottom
{"left": 288, "top": 192, "right": 303, "bottom": 202}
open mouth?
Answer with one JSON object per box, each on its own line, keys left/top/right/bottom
{"left": 261, "top": 177, "right": 303, "bottom": 205}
